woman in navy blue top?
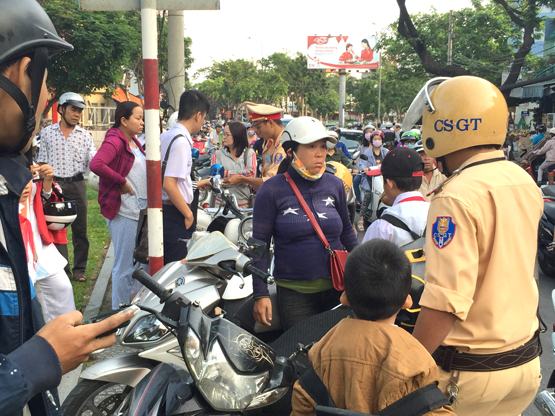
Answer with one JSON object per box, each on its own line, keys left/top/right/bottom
{"left": 252, "top": 117, "right": 358, "bottom": 330}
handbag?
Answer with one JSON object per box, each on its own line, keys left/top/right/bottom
{"left": 283, "top": 172, "right": 348, "bottom": 291}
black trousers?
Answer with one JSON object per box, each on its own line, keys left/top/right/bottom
{"left": 58, "top": 179, "right": 88, "bottom": 275}
{"left": 276, "top": 285, "right": 341, "bottom": 331}
{"left": 162, "top": 204, "right": 195, "bottom": 264}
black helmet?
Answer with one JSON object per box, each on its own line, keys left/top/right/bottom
{"left": 0, "top": 0, "right": 73, "bottom": 154}
{"left": 537, "top": 124, "right": 547, "bottom": 133}
{"left": 43, "top": 200, "right": 77, "bottom": 231}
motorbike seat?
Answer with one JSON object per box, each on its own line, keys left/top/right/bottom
{"left": 544, "top": 201, "right": 555, "bottom": 221}
{"left": 543, "top": 185, "right": 555, "bottom": 198}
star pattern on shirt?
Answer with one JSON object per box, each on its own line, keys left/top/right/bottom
{"left": 282, "top": 207, "right": 299, "bottom": 216}
{"left": 322, "top": 197, "right": 335, "bottom": 207}
{"left": 317, "top": 212, "right": 328, "bottom": 219}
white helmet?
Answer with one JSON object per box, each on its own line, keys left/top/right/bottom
{"left": 58, "top": 92, "right": 85, "bottom": 109}
{"left": 167, "top": 112, "right": 178, "bottom": 129}
{"left": 281, "top": 116, "right": 337, "bottom": 146}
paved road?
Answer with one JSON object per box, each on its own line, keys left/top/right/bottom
{"left": 525, "top": 268, "right": 555, "bottom": 416}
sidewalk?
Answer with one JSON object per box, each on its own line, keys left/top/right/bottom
{"left": 58, "top": 243, "right": 115, "bottom": 403}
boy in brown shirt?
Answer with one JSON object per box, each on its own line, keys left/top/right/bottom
{"left": 291, "top": 239, "right": 454, "bottom": 415}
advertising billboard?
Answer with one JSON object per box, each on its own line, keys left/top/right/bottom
{"left": 307, "top": 35, "right": 379, "bottom": 70}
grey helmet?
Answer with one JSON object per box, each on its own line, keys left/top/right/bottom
{"left": 58, "top": 92, "right": 86, "bottom": 110}
{"left": 0, "top": 0, "right": 73, "bottom": 154}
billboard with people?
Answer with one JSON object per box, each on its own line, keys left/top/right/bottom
{"left": 307, "top": 35, "right": 380, "bottom": 70}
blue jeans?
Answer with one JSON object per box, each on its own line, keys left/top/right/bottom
{"left": 353, "top": 173, "right": 363, "bottom": 203}
{"left": 108, "top": 214, "right": 143, "bottom": 309}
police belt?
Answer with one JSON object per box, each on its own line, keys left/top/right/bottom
{"left": 433, "top": 331, "right": 541, "bottom": 372}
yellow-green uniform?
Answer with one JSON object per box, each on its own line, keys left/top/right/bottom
{"left": 420, "top": 149, "right": 543, "bottom": 415}
{"left": 261, "top": 137, "right": 286, "bottom": 181}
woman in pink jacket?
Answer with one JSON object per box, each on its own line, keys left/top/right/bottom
{"left": 90, "top": 101, "right": 146, "bottom": 309}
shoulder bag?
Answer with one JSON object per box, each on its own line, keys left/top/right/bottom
{"left": 284, "top": 172, "right": 348, "bottom": 291}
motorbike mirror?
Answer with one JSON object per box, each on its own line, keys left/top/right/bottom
{"left": 245, "top": 237, "right": 268, "bottom": 260}
{"left": 211, "top": 175, "right": 223, "bottom": 193}
{"left": 351, "top": 150, "right": 361, "bottom": 160}
{"left": 191, "top": 148, "right": 200, "bottom": 160}
{"left": 359, "top": 154, "right": 369, "bottom": 161}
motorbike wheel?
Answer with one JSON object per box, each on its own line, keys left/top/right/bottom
{"left": 61, "top": 379, "right": 132, "bottom": 416}
{"left": 539, "top": 248, "right": 555, "bottom": 278}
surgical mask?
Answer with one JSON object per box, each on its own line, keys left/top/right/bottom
{"left": 364, "top": 133, "right": 372, "bottom": 140}
{"left": 407, "top": 143, "right": 416, "bottom": 149}
{"left": 291, "top": 152, "right": 325, "bottom": 181}
{"left": 372, "top": 139, "right": 382, "bottom": 148}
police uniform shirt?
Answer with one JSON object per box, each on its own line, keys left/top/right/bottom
{"left": 261, "top": 137, "right": 286, "bottom": 180}
{"left": 420, "top": 149, "right": 543, "bottom": 353}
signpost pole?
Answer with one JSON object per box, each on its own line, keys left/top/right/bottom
{"left": 167, "top": 10, "right": 185, "bottom": 111}
{"left": 339, "top": 70, "right": 347, "bottom": 127}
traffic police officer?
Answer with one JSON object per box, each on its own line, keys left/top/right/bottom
{"left": 406, "top": 76, "right": 543, "bottom": 415}
{"left": 224, "top": 102, "right": 286, "bottom": 190}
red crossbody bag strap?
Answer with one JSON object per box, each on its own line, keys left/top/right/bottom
{"left": 284, "top": 172, "right": 331, "bottom": 250}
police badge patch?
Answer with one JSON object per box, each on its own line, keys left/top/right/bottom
{"left": 431, "top": 216, "right": 456, "bottom": 249}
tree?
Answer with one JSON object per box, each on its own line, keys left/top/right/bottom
{"left": 394, "top": 0, "right": 554, "bottom": 89}
{"left": 42, "top": 1, "right": 193, "bottom": 98}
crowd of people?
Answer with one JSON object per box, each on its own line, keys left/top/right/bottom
{"left": 0, "top": 1, "right": 546, "bottom": 415}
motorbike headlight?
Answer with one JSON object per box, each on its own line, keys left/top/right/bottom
{"left": 122, "top": 314, "right": 169, "bottom": 343}
{"left": 239, "top": 217, "right": 253, "bottom": 242}
{"left": 184, "top": 329, "right": 269, "bottom": 411}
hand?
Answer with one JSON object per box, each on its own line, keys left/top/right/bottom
{"left": 37, "top": 308, "right": 136, "bottom": 374}
{"left": 253, "top": 297, "right": 272, "bottom": 326}
{"left": 120, "top": 180, "right": 134, "bottom": 195}
{"left": 223, "top": 175, "right": 243, "bottom": 186}
{"left": 184, "top": 212, "right": 194, "bottom": 230}
{"left": 32, "top": 163, "right": 54, "bottom": 180}
{"left": 196, "top": 178, "right": 211, "bottom": 189}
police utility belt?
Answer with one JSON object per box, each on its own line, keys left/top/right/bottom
{"left": 433, "top": 331, "right": 541, "bottom": 372}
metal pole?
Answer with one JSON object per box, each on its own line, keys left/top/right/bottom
{"left": 142, "top": 0, "right": 164, "bottom": 274}
{"left": 167, "top": 10, "right": 185, "bottom": 112}
{"left": 447, "top": 11, "right": 453, "bottom": 65}
{"left": 377, "top": 61, "right": 382, "bottom": 124}
{"left": 339, "top": 70, "right": 347, "bottom": 127}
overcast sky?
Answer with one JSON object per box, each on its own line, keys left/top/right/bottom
{"left": 183, "top": 0, "right": 474, "bottom": 79}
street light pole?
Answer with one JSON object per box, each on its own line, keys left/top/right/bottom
{"left": 168, "top": 10, "right": 185, "bottom": 112}
{"left": 339, "top": 70, "right": 347, "bottom": 127}
{"left": 377, "top": 57, "right": 382, "bottom": 124}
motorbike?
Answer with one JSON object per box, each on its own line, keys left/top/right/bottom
{"left": 534, "top": 289, "right": 555, "bottom": 415}
{"left": 538, "top": 185, "right": 555, "bottom": 278}
{"left": 356, "top": 155, "right": 388, "bottom": 228}
{"left": 62, "top": 232, "right": 350, "bottom": 415}
{"left": 196, "top": 175, "right": 253, "bottom": 246}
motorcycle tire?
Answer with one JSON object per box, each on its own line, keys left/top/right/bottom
{"left": 61, "top": 379, "right": 132, "bottom": 416}
{"left": 538, "top": 248, "right": 555, "bottom": 278}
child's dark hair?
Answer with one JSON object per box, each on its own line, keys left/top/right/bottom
{"left": 178, "top": 89, "right": 210, "bottom": 121}
{"left": 344, "top": 239, "right": 412, "bottom": 321}
{"left": 113, "top": 101, "right": 141, "bottom": 128}
{"left": 382, "top": 175, "right": 422, "bottom": 192}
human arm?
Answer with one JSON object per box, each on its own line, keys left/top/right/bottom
{"left": 32, "top": 163, "right": 54, "bottom": 193}
{"left": 89, "top": 140, "right": 126, "bottom": 185}
{"left": 164, "top": 176, "right": 194, "bottom": 229}
{"left": 85, "top": 131, "right": 97, "bottom": 166}
{"left": 335, "top": 181, "right": 358, "bottom": 251}
{"left": 413, "top": 195, "right": 478, "bottom": 352}
{"left": 362, "top": 219, "right": 394, "bottom": 243}
{"left": 0, "top": 309, "right": 135, "bottom": 414}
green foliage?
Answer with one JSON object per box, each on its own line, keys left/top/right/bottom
{"left": 41, "top": 1, "right": 192, "bottom": 97}
{"left": 379, "top": 2, "right": 522, "bottom": 84}
{"left": 196, "top": 53, "right": 338, "bottom": 118}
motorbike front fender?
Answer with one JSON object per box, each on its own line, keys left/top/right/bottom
{"left": 79, "top": 354, "right": 157, "bottom": 387}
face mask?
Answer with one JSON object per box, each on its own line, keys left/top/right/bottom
{"left": 364, "top": 133, "right": 372, "bottom": 140}
{"left": 291, "top": 152, "right": 325, "bottom": 181}
{"left": 372, "top": 139, "right": 382, "bottom": 148}
{"left": 407, "top": 143, "right": 416, "bottom": 149}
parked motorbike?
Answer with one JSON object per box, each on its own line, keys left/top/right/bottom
{"left": 539, "top": 185, "right": 555, "bottom": 277}
{"left": 62, "top": 232, "right": 349, "bottom": 415}
{"left": 196, "top": 174, "right": 253, "bottom": 245}
{"left": 534, "top": 289, "right": 555, "bottom": 415}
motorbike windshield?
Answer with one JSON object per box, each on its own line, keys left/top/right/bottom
{"left": 186, "top": 232, "right": 238, "bottom": 261}
{"left": 402, "top": 77, "right": 450, "bottom": 131}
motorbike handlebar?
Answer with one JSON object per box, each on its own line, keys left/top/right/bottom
{"left": 243, "top": 262, "right": 275, "bottom": 285}
{"left": 132, "top": 269, "right": 173, "bottom": 302}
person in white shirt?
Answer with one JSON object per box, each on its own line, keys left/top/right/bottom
{"left": 161, "top": 90, "right": 210, "bottom": 263}
{"left": 363, "top": 147, "right": 429, "bottom": 247}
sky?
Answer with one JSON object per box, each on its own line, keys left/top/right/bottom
{"left": 183, "top": 0, "right": 474, "bottom": 80}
